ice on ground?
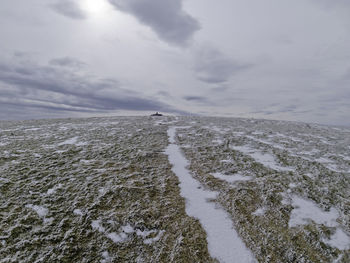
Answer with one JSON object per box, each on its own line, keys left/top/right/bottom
{"left": 232, "top": 145, "right": 293, "bottom": 172}
{"left": 25, "top": 204, "right": 49, "bottom": 218}
{"left": 289, "top": 196, "right": 339, "bottom": 228}
{"left": 166, "top": 127, "right": 256, "bottom": 263}
{"left": 211, "top": 172, "right": 253, "bottom": 183}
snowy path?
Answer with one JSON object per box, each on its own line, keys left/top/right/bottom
{"left": 165, "top": 127, "right": 256, "bottom": 263}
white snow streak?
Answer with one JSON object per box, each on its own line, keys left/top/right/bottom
{"left": 166, "top": 127, "right": 256, "bottom": 263}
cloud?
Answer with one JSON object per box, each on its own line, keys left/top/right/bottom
{"left": 49, "top": 57, "right": 86, "bottom": 68}
{"left": 311, "top": 0, "right": 350, "bottom": 8}
{"left": 108, "top": 0, "right": 200, "bottom": 46}
{"left": 0, "top": 55, "right": 183, "bottom": 119}
{"left": 50, "top": 0, "right": 86, "bottom": 20}
{"left": 183, "top": 96, "right": 208, "bottom": 103}
{"left": 194, "top": 46, "right": 253, "bottom": 84}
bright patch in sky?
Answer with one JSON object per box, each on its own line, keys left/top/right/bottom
{"left": 82, "top": 0, "right": 111, "bottom": 17}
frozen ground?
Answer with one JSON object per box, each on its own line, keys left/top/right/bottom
{"left": 0, "top": 116, "right": 349, "bottom": 262}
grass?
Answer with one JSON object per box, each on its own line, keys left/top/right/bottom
{"left": 1, "top": 116, "right": 349, "bottom": 262}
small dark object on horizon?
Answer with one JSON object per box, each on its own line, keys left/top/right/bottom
{"left": 151, "top": 112, "right": 163, "bottom": 116}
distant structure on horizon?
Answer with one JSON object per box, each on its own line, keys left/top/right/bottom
{"left": 151, "top": 112, "right": 163, "bottom": 116}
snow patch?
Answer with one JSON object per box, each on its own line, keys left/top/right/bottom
{"left": 91, "top": 221, "right": 164, "bottom": 245}
{"left": 121, "top": 224, "right": 134, "bottom": 234}
{"left": 91, "top": 220, "right": 106, "bottom": 232}
{"left": 73, "top": 209, "right": 83, "bottom": 216}
{"left": 58, "top": 137, "right": 78, "bottom": 145}
{"left": 136, "top": 229, "right": 157, "bottom": 238}
{"left": 166, "top": 127, "right": 256, "bottom": 263}
{"left": 289, "top": 196, "right": 338, "bottom": 227}
{"left": 232, "top": 145, "right": 293, "bottom": 172}
{"left": 288, "top": 196, "right": 350, "bottom": 250}
{"left": 252, "top": 208, "right": 266, "bottom": 216}
{"left": 144, "top": 230, "right": 165, "bottom": 244}
{"left": 323, "top": 228, "right": 350, "bottom": 250}
{"left": 101, "top": 251, "right": 112, "bottom": 263}
{"left": 26, "top": 204, "right": 48, "bottom": 218}
{"left": 211, "top": 172, "right": 253, "bottom": 183}
{"left": 107, "top": 232, "right": 128, "bottom": 244}
{"left": 47, "top": 183, "right": 63, "bottom": 195}
{"left": 58, "top": 137, "right": 87, "bottom": 146}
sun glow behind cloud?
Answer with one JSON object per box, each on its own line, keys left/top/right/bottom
{"left": 82, "top": 0, "right": 112, "bottom": 19}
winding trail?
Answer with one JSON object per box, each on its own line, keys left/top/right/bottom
{"left": 165, "top": 127, "right": 256, "bottom": 263}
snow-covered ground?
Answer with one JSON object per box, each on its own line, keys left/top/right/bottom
{"left": 0, "top": 116, "right": 349, "bottom": 262}
{"left": 166, "top": 127, "right": 256, "bottom": 263}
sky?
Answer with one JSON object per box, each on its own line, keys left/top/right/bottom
{"left": 0, "top": 0, "right": 349, "bottom": 125}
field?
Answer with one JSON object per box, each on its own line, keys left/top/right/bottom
{"left": 0, "top": 116, "right": 349, "bottom": 262}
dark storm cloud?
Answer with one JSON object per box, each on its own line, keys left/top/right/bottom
{"left": 0, "top": 55, "right": 182, "bottom": 119}
{"left": 108, "top": 0, "right": 200, "bottom": 46}
{"left": 194, "top": 47, "right": 253, "bottom": 84}
{"left": 50, "top": 0, "right": 86, "bottom": 19}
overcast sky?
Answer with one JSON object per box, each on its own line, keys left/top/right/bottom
{"left": 0, "top": 0, "right": 349, "bottom": 125}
